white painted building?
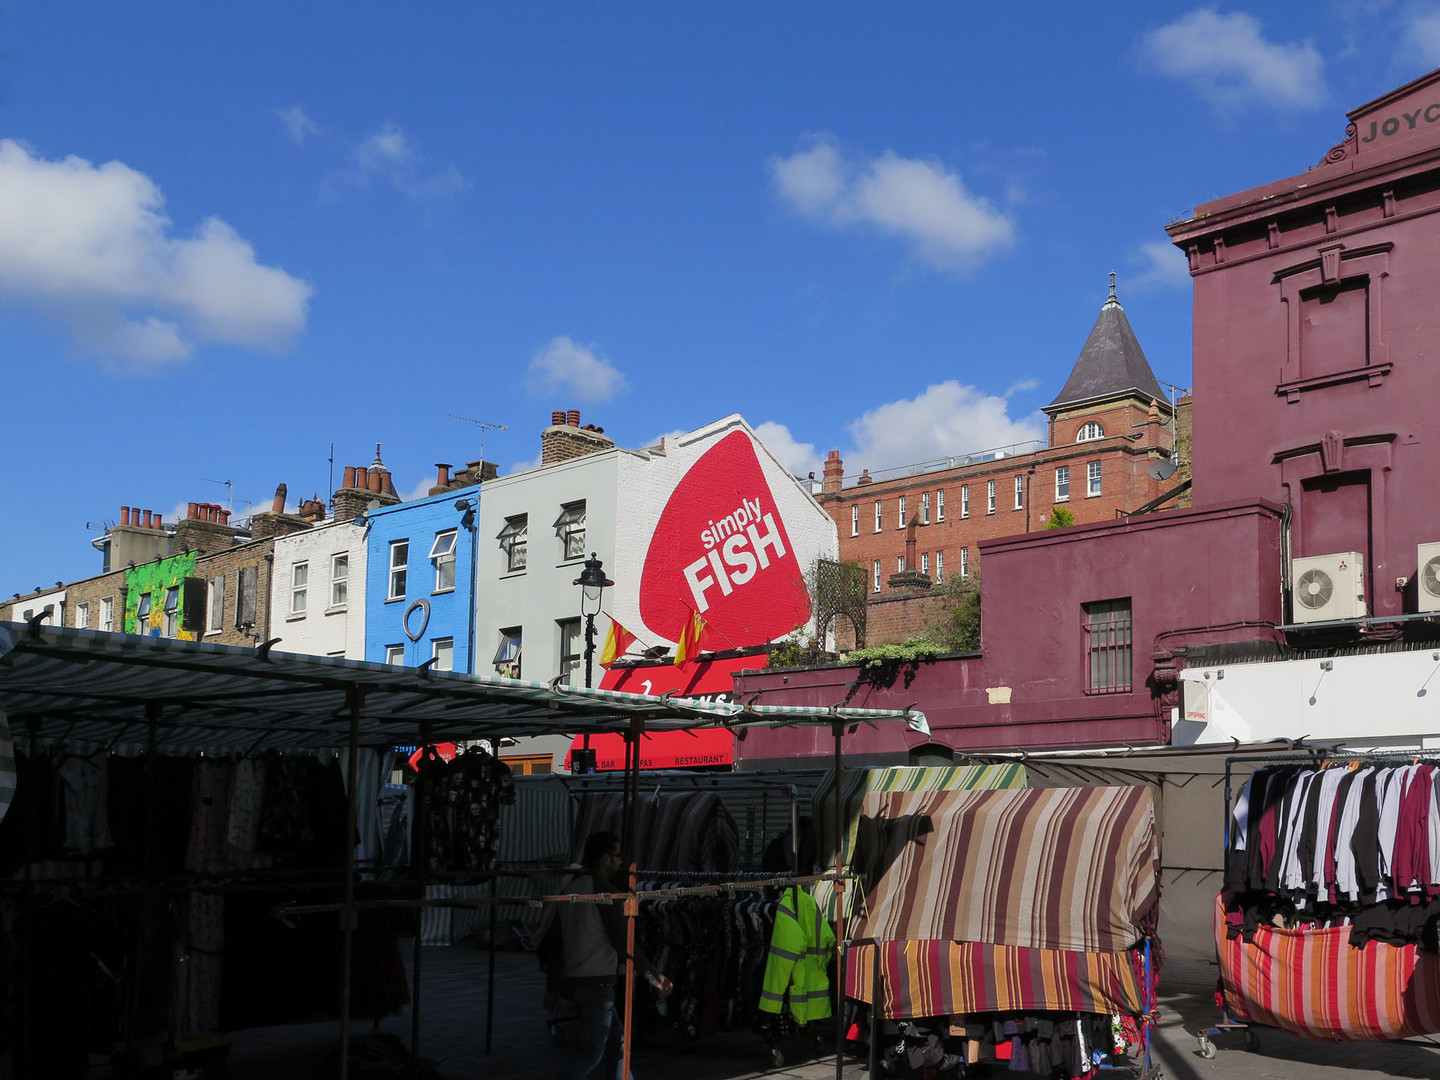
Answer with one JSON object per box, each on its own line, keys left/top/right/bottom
{"left": 269, "top": 519, "right": 368, "bottom": 659}
{"left": 476, "top": 413, "right": 839, "bottom": 688}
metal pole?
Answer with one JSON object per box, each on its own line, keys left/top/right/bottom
{"left": 337, "top": 686, "right": 363, "bottom": 1080}
{"left": 584, "top": 612, "right": 596, "bottom": 690}
{"left": 17, "top": 718, "right": 38, "bottom": 1078}
{"left": 485, "top": 873, "right": 497, "bottom": 1053}
{"left": 411, "top": 720, "right": 432, "bottom": 1063}
{"left": 620, "top": 717, "right": 642, "bottom": 1080}
{"left": 833, "top": 721, "right": 846, "bottom": 1080}
{"left": 122, "top": 704, "right": 161, "bottom": 1080}
{"left": 868, "top": 942, "right": 881, "bottom": 1078}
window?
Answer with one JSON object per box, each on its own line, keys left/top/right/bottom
{"left": 961, "top": 485, "right": 969, "bottom": 518}
{"left": 850, "top": 506, "right": 858, "bottom": 537}
{"left": 330, "top": 554, "right": 349, "bottom": 607}
{"left": 1014, "top": 476, "right": 1024, "bottom": 510}
{"left": 1087, "top": 461, "right": 1102, "bottom": 497}
{"left": 207, "top": 575, "right": 224, "bottom": 632}
{"left": 431, "top": 637, "right": 454, "bottom": 673}
{"left": 498, "top": 516, "right": 528, "bottom": 573}
{"left": 76, "top": 602, "right": 90, "bottom": 629}
{"left": 920, "top": 492, "right": 930, "bottom": 525}
{"left": 1076, "top": 421, "right": 1105, "bottom": 442}
{"left": 100, "top": 596, "right": 114, "bottom": 632}
{"left": 1055, "top": 466, "right": 1070, "bottom": 502}
{"left": 388, "top": 540, "right": 408, "bottom": 600}
{"left": 898, "top": 496, "right": 907, "bottom": 527}
{"left": 986, "top": 480, "right": 996, "bottom": 514}
{"left": 960, "top": 547, "right": 970, "bottom": 578}
{"left": 920, "top": 552, "right": 929, "bottom": 576}
{"left": 136, "top": 593, "right": 152, "bottom": 633}
{"left": 897, "top": 556, "right": 906, "bottom": 573}
{"left": 937, "top": 489, "right": 945, "bottom": 521}
{"left": 430, "top": 530, "right": 457, "bottom": 592}
{"left": 236, "top": 566, "right": 259, "bottom": 629}
{"left": 1084, "top": 599, "right": 1132, "bottom": 694}
{"left": 874, "top": 501, "right": 882, "bottom": 533}
{"left": 385, "top": 644, "right": 405, "bottom": 666}
{"left": 936, "top": 550, "right": 945, "bottom": 582}
{"left": 162, "top": 587, "right": 179, "bottom": 637}
{"left": 494, "top": 627, "right": 522, "bottom": 677}
{"left": 558, "top": 618, "right": 582, "bottom": 684}
{"left": 290, "top": 562, "right": 309, "bottom": 615}
{"left": 553, "top": 503, "right": 586, "bottom": 561}
{"left": 873, "top": 559, "right": 882, "bottom": 592}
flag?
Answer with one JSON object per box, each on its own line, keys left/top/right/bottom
{"left": 673, "top": 609, "right": 707, "bottom": 667}
{"left": 599, "top": 617, "right": 636, "bottom": 668}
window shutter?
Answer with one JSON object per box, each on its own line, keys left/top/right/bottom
{"left": 236, "top": 565, "right": 259, "bottom": 629}
{"left": 180, "top": 576, "right": 207, "bottom": 633}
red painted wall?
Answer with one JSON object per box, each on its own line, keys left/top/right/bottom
{"left": 737, "top": 501, "right": 1283, "bottom": 764}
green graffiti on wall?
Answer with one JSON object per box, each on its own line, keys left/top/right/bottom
{"left": 124, "top": 553, "right": 197, "bottom": 640}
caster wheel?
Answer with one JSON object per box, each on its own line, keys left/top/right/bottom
{"left": 770, "top": 1047, "right": 785, "bottom": 1067}
{"left": 1197, "top": 1037, "right": 1216, "bottom": 1059}
{"left": 1243, "top": 1029, "right": 1260, "bottom": 1052}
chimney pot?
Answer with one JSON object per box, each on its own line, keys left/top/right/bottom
{"left": 567, "top": 408, "right": 580, "bottom": 427}
{"left": 219, "top": 509, "right": 231, "bottom": 525}
{"left": 551, "top": 410, "right": 566, "bottom": 426}
{"left": 142, "top": 509, "right": 153, "bottom": 528}
{"left": 435, "top": 463, "right": 452, "bottom": 489}
{"left": 271, "top": 483, "right": 287, "bottom": 514}
{"left": 367, "top": 468, "right": 382, "bottom": 493}
{"left": 153, "top": 514, "right": 163, "bottom": 529}
{"left": 342, "top": 465, "right": 357, "bottom": 490}
{"left": 121, "top": 506, "right": 131, "bottom": 526}
{"left": 211, "top": 505, "right": 221, "bottom": 522}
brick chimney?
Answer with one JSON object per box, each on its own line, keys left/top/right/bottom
{"left": 333, "top": 444, "right": 401, "bottom": 522}
{"left": 104, "top": 505, "right": 173, "bottom": 569}
{"left": 887, "top": 513, "right": 932, "bottom": 591}
{"left": 298, "top": 496, "right": 327, "bottom": 523}
{"left": 249, "top": 482, "right": 314, "bottom": 540}
{"left": 823, "top": 450, "right": 844, "bottom": 495}
{"left": 173, "top": 501, "right": 241, "bottom": 556}
{"left": 540, "top": 408, "right": 614, "bottom": 467}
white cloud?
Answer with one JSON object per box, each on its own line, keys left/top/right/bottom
{"left": 753, "top": 421, "right": 822, "bottom": 478}
{"left": 345, "top": 121, "right": 468, "bottom": 199}
{"left": 525, "top": 336, "right": 627, "bottom": 403}
{"left": 643, "top": 429, "right": 689, "bottom": 450}
{"left": 1399, "top": 5, "right": 1440, "bottom": 68}
{"left": 1140, "top": 8, "right": 1327, "bottom": 111}
{"left": 400, "top": 473, "right": 437, "bottom": 503}
{"left": 276, "top": 105, "right": 321, "bottom": 145}
{"left": 769, "top": 136, "right": 1014, "bottom": 271}
{"left": 1132, "top": 240, "right": 1192, "bottom": 288}
{"left": 0, "top": 139, "right": 311, "bottom": 367}
{"left": 844, "top": 381, "right": 1045, "bottom": 474}
{"left": 505, "top": 452, "right": 543, "bottom": 476}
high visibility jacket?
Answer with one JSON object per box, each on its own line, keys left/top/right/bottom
{"left": 758, "top": 886, "right": 835, "bottom": 1024}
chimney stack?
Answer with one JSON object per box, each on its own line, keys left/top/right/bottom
{"left": 173, "top": 498, "right": 239, "bottom": 555}
{"left": 332, "top": 443, "right": 401, "bottom": 522}
{"left": 428, "top": 463, "right": 453, "bottom": 497}
{"left": 270, "top": 483, "right": 287, "bottom": 514}
{"left": 541, "top": 407, "right": 614, "bottom": 467}
{"left": 823, "top": 450, "right": 844, "bottom": 495}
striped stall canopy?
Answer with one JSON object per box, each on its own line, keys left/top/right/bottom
{"left": 1216, "top": 895, "right": 1440, "bottom": 1041}
{"left": 846, "top": 940, "right": 1146, "bottom": 1018}
{"left": 852, "top": 785, "right": 1159, "bottom": 954}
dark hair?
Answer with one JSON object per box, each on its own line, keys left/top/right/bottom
{"left": 582, "top": 831, "right": 621, "bottom": 868}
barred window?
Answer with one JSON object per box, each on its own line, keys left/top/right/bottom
{"left": 1083, "top": 599, "right": 1132, "bottom": 694}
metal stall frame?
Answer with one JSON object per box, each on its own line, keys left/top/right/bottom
{"left": 0, "top": 621, "right": 927, "bottom": 1079}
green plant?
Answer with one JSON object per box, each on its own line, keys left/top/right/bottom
{"left": 922, "top": 572, "right": 981, "bottom": 653}
{"left": 1045, "top": 505, "right": 1075, "bottom": 529}
{"left": 845, "top": 636, "right": 943, "bottom": 688}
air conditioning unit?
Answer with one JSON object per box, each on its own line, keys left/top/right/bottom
{"left": 1418, "top": 543, "right": 1440, "bottom": 614}
{"left": 1290, "top": 552, "right": 1367, "bottom": 624}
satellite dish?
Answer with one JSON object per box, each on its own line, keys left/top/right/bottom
{"left": 1148, "top": 456, "right": 1178, "bottom": 481}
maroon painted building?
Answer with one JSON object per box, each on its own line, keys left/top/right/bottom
{"left": 738, "top": 67, "right": 1440, "bottom": 766}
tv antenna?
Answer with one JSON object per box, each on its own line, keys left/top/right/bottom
{"left": 199, "top": 477, "right": 235, "bottom": 510}
{"left": 448, "top": 414, "right": 508, "bottom": 463}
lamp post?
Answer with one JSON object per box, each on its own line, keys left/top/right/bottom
{"left": 574, "top": 553, "right": 613, "bottom": 690}
{"left": 454, "top": 498, "right": 478, "bottom": 674}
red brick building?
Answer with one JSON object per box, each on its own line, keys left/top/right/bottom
{"left": 822, "top": 277, "right": 1177, "bottom": 641}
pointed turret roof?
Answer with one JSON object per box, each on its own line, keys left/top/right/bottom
{"left": 1045, "top": 273, "right": 1166, "bottom": 413}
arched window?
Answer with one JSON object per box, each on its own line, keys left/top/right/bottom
{"left": 1076, "top": 421, "right": 1104, "bottom": 442}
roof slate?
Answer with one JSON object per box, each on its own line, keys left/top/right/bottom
{"left": 1047, "top": 286, "right": 1166, "bottom": 411}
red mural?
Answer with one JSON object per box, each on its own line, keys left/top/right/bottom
{"left": 638, "top": 431, "right": 811, "bottom": 646}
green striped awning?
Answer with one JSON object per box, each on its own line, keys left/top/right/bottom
{"left": 0, "top": 623, "right": 928, "bottom": 753}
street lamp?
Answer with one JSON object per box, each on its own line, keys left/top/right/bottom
{"left": 574, "top": 553, "right": 613, "bottom": 690}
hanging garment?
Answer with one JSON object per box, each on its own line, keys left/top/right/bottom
{"left": 758, "top": 885, "right": 834, "bottom": 1024}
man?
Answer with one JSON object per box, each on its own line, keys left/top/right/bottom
{"left": 556, "top": 831, "right": 671, "bottom": 1080}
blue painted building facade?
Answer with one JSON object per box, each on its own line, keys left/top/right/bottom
{"left": 363, "top": 489, "right": 478, "bottom": 673}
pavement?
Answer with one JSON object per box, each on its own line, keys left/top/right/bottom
{"left": 218, "top": 945, "right": 1440, "bottom": 1080}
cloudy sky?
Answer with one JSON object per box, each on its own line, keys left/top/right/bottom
{"left": 3, "top": 3, "right": 1436, "bottom": 590}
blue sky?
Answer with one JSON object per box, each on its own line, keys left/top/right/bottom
{"left": 4, "top": 2, "right": 1438, "bottom": 593}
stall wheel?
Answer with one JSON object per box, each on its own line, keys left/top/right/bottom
{"left": 1196, "top": 1036, "right": 1216, "bottom": 1059}
{"left": 769, "top": 1046, "right": 785, "bottom": 1068}
{"left": 1243, "top": 1028, "right": 1260, "bottom": 1052}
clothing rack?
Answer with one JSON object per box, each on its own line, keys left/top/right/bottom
{"left": 1197, "top": 749, "right": 1440, "bottom": 1057}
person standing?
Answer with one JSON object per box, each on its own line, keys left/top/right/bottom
{"left": 556, "top": 831, "right": 671, "bottom": 1080}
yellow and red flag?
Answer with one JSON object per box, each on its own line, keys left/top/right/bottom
{"left": 598, "top": 616, "right": 636, "bottom": 668}
{"left": 673, "top": 609, "right": 707, "bottom": 668}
